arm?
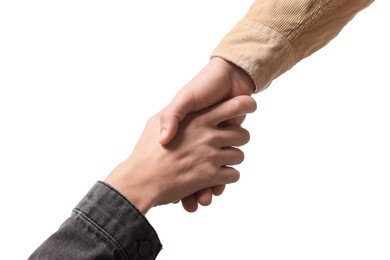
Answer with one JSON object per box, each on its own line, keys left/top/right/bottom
{"left": 29, "top": 96, "right": 257, "bottom": 259}
{"left": 161, "top": 0, "right": 374, "bottom": 142}
{"left": 211, "top": 0, "right": 374, "bottom": 93}
{"left": 29, "top": 181, "right": 162, "bottom": 260}
{"left": 159, "top": 0, "right": 374, "bottom": 210}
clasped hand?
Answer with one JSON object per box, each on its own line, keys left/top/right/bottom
{"left": 105, "top": 95, "right": 256, "bottom": 214}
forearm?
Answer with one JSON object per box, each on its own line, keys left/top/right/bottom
{"left": 212, "top": 0, "right": 374, "bottom": 92}
{"left": 29, "top": 182, "right": 162, "bottom": 260}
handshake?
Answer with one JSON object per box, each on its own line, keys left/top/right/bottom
{"left": 29, "top": 57, "right": 257, "bottom": 259}
{"left": 105, "top": 57, "right": 257, "bottom": 214}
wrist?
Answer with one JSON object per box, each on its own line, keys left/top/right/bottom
{"left": 211, "top": 57, "right": 255, "bottom": 94}
{"left": 104, "top": 163, "right": 156, "bottom": 215}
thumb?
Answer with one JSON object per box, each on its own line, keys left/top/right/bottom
{"left": 159, "top": 111, "right": 179, "bottom": 145}
{"left": 159, "top": 90, "right": 195, "bottom": 145}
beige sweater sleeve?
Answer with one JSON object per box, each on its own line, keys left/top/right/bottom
{"left": 211, "top": 0, "right": 374, "bottom": 93}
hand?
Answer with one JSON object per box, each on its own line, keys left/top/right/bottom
{"left": 105, "top": 95, "right": 256, "bottom": 214}
{"left": 159, "top": 57, "right": 255, "bottom": 212}
{"left": 159, "top": 57, "right": 255, "bottom": 144}
{"left": 179, "top": 114, "right": 247, "bottom": 212}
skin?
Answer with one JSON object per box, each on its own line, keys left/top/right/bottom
{"left": 105, "top": 95, "right": 257, "bottom": 214}
{"left": 159, "top": 57, "right": 256, "bottom": 212}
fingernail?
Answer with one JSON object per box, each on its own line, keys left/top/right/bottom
{"left": 160, "top": 129, "right": 167, "bottom": 139}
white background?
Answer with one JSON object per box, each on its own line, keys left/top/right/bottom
{"left": 1, "top": 1, "right": 389, "bottom": 259}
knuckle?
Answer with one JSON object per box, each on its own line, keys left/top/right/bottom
{"left": 203, "top": 131, "right": 219, "bottom": 146}
{"left": 228, "top": 98, "right": 243, "bottom": 113}
{"left": 204, "top": 162, "right": 219, "bottom": 178}
{"left": 205, "top": 148, "right": 219, "bottom": 162}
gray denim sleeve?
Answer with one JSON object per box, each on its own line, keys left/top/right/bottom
{"left": 29, "top": 181, "right": 162, "bottom": 260}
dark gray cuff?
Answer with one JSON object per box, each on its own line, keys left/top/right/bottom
{"left": 74, "top": 181, "right": 162, "bottom": 259}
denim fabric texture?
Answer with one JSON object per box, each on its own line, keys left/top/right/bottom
{"left": 29, "top": 181, "right": 162, "bottom": 260}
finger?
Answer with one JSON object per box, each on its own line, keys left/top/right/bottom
{"left": 159, "top": 111, "right": 179, "bottom": 145}
{"left": 218, "top": 147, "right": 245, "bottom": 166}
{"left": 215, "top": 166, "right": 241, "bottom": 185}
{"left": 181, "top": 195, "right": 199, "bottom": 213}
{"left": 159, "top": 90, "right": 195, "bottom": 145}
{"left": 215, "top": 126, "right": 250, "bottom": 148}
{"left": 196, "top": 188, "right": 213, "bottom": 206}
{"left": 212, "top": 185, "right": 225, "bottom": 196}
{"left": 205, "top": 96, "right": 257, "bottom": 126}
{"left": 218, "top": 115, "right": 246, "bottom": 128}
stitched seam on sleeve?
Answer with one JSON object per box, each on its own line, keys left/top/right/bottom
{"left": 73, "top": 208, "right": 129, "bottom": 260}
{"left": 98, "top": 181, "right": 160, "bottom": 241}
